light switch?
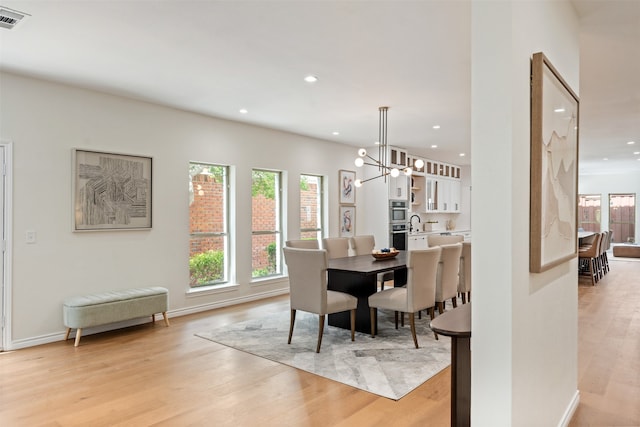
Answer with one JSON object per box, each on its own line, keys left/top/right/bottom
{"left": 26, "top": 230, "right": 36, "bottom": 244}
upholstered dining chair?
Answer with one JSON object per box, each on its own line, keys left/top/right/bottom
{"left": 435, "top": 242, "right": 463, "bottom": 314}
{"left": 427, "top": 234, "right": 464, "bottom": 248}
{"left": 368, "top": 246, "right": 442, "bottom": 348}
{"left": 578, "top": 233, "right": 601, "bottom": 286}
{"left": 322, "top": 237, "right": 350, "bottom": 259}
{"left": 286, "top": 239, "right": 320, "bottom": 249}
{"left": 282, "top": 247, "right": 357, "bottom": 353}
{"left": 350, "top": 235, "right": 394, "bottom": 289}
{"left": 457, "top": 241, "right": 471, "bottom": 304}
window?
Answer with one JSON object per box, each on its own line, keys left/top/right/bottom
{"left": 299, "top": 174, "right": 324, "bottom": 240}
{"left": 609, "top": 194, "right": 636, "bottom": 244}
{"left": 188, "top": 163, "right": 229, "bottom": 287}
{"left": 578, "top": 194, "right": 601, "bottom": 233}
{"left": 251, "top": 169, "right": 283, "bottom": 278}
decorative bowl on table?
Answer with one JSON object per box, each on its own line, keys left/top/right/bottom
{"left": 371, "top": 248, "right": 399, "bottom": 260}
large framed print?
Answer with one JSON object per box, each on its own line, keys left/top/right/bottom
{"left": 339, "top": 205, "right": 355, "bottom": 238}
{"left": 73, "top": 149, "right": 152, "bottom": 231}
{"left": 339, "top": 169, "right": 356, "bottom": 205}
{"left": 530, "top": 52, "right": 579, "bottom": 273}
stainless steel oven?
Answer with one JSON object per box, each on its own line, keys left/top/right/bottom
{"left": 389, "top": 200, "right": 408, "bottom": 224}
{"left": 389, "top": 223, "right": 408, "bottom": 251}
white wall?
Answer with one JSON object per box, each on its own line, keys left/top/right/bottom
{"left": 579, "top": 171, "right": 640, "bottom": 238}
{"left": 0, "top": 72, "right": 363, "bottom": 348}
{"left": 471, "top": 2, "right": 580, "bottom": 426}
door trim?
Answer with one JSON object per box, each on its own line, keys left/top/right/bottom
{"left": 1, "top": 141, "right": 13, "bottom": 351}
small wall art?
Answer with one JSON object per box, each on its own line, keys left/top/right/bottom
{"left": 529, "top": 52, "right": 579, "bottom": 272}
{"left": 339, "top": 169, "right": 356, "bottom": 205}
{"left": 339, "top": 205, "right": 355, "bottom": 238}
{"left": 73, "top": 149, "right": 152, "bottom": 231}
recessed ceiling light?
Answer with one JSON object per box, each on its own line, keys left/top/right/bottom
{"left": 554, "top": 108, "right": 565, "bottom": 113}
{"left": 432, "top": 125, "right": 440, "bottom": 129}
{"left": 603, "top": 158, "right": 608, "bottom": 161}
{"left": 304, "top": 75, "right": 318, "bottom": 83}
{"left": 332, "top": 131, "right": 340, "bottom": 135}
{"left": 634, "top": 151, "right": 640, "bottom": 155}
{"left": 239, "top": 108, "right": 248, "bottom": 114}
{"left": 459, "top": 153, "right": 465, "bottom": 157}
{"left": 374, "top": 141, "right": 380, "bottom": 145}
{"left": 431, "top": 145, "right": 438, "bottom": 149}
{"left": 627, "top": 141, "right": 636, "bottom": 145}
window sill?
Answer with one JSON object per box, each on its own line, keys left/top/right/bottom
{"left": 186, "top": 282, "right": 239, "bottom": 297}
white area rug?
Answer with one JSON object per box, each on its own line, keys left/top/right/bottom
{"left": 196, "top": 309, "right": 451, "bottom": 400}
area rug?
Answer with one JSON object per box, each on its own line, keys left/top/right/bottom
{"left": 195, "top": 309, "right": 451, "bottom": 400}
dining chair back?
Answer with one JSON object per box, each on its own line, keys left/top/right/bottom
{"left": 427, "top": 234, "right": 464, "bottom": 247}
{"left": 322, "top": 237, "right": 350, "bottom": 259}
{"left": 368, "top": 246, "right": 442, "bottom": 348}
{"left": 286, "top": 239, "right": 319, "bottom": 249}
{"left": 457, "top": 241, "right": 471, "bottom": 303}
{"left": 349, "top": 235, "right": 375, "bottom": 255}
{"left": 578, "top": 232, "right": 602, "bottom": 286}
{"left": 435, "top": 242, "right": 463, "bottom": 314}
{"left": 283, "top": 247, "right": 357, "bottom": 352}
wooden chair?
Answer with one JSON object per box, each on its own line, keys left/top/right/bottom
{"left": 578, "top": 233, "right": 602, "bottom": 285}
{"left": 283, "top": 247, "right": 357, "bottom": 353}
{"left": 368, "top": 247, "right": 442, "bottom": 348}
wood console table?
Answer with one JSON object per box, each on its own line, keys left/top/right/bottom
{"left": 430, "top": 302, "right": 471, "bottom": 427}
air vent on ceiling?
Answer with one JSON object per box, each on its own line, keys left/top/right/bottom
{"left": 0, "top": 6, "right": 29, "bottom": 30}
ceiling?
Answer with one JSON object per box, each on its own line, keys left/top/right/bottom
{"left": 0, "top": 1, "right": 638, "bottom": 175}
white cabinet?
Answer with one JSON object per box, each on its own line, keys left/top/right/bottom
{"left": 425, "top": 178, "right": 438, "bottom": 212}
{"left": 389, "top": 146, "right": 408, "bottom": 168}
{"left": 388, "top": 174, "right": 408, "bottom": 201}
{"left": 424, "top": 177, "right": 461, "bottom": 213}
{"left": 408, "top": 234, "right": 428, "bottom": 250}
{"left": 410, "top": 175, "right": 424, "bottom": 212}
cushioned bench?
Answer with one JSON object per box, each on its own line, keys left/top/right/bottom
{"left": 63, "top": 287, "right": 169, "bottom": 346}
{"left": 613, "top": 244, "right": 640, "bottom": 258}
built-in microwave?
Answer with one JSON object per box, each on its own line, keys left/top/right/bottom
{"left": 389, "top": 200, "right": 408, "bottom": 224}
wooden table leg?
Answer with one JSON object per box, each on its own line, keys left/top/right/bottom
{"left": 451, "top": 336, "right": 471, "bottom": 427}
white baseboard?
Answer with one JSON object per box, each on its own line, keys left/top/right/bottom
{"left": 558, "top": 390, "right": 580, "bottom": 427}
{"left": 8, "top": 288, "right": 289, "bottom": 350}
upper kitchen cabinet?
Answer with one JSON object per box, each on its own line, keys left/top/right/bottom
{"left": 389, "top": 174, "right": 409, "bottom": 201}
{"left": 389, "top": 146, "right": 408, "bottom": 168}
{"left": 410, "top": 175, "right": 424, "bottom": 212}
{"left": 407, "top": 154, "right": 425, "bottom": 176}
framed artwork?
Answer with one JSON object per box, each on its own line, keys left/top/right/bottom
{"left": 73, "top": 149, "right": 153, "bottom": 231}
{"left": 339, "top": 169, "right": 356, "bottom": 205}
{"left": 339, "top": 205, "right": 355, "bottom": 238}
{"left": 530, "top": 52, "right": 579, "bottom": 272}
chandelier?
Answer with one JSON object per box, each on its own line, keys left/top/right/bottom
{"left": 354, "top": 106, "right": 423, "bottom": 187}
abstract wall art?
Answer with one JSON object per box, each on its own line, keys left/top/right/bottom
{"left": 73, "top": 149, "right": 152, "bottom": 231}
{"left": 339, "top": 205, "right": 355, "bottom": 238}
{"left": 530, "top": 52, "right": 579, "bottom": 272}
{"left": 339, "top": 169, "right": 355, "bottom": 205}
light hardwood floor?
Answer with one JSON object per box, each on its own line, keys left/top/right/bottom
{"left": 1, "top": 257, "right": 638, "bottom": 426}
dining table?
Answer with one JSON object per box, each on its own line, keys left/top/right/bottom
{"left": 327, "top": 251, "right": 407, "bottom": 334}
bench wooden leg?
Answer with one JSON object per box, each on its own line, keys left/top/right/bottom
{"left": 74, "top": 328, "right": 82, "bottom": 347}
{"left": 162, "top": 312, "right": 170, "bottom": 327}
{"left": 65, "top": 328, "right": 72, "bottom": 341}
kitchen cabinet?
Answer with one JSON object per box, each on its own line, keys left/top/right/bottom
{"left": 424, "top": 177, "right": 461, "bottom": 213}
{"left": 389, "top": 174, "right": 408, "bottom": 201}
{"left": 425, "top": 178, "right": 438, "bottom": 212}
{"left": 408, "top": 234, "right": 428, "bottom": 250}
{"left": 410, "top": 175, "right": 424, "bottom": 212}
{"left": 407, "top": 155, "right": 425, "bottom": 175}
{"left": 389, "top": 146, "right": 408, "bottom": 168}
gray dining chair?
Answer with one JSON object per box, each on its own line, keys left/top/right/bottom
{"left": 322, "top": 237, "right": 350, "bottom": 259}
{"left": 427, "top": 234, "right": 464, "bottom": 247}
{"left": 283, "top": 247, "right": 357, "bottom": 352}
{"left": 435, "top": 242, "right": 463, "bottom": 314}
{"left": 368, "top": 246, "right": 441, "bottom": 348}
{"left": 286, "top": 239, "right": 320, "bottom": 249}
{"left": 458, "top": 241, "right": 471, "bottom": 304}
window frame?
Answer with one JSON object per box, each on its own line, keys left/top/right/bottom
{"left": 251, "top": 168, "right": 284, "bottom": 279}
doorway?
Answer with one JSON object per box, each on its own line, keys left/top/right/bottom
{"left": 0, "top": 143, "right": 10, "bottom": 351}
{"left": 609, "top": 193, "right": 636, "bottom": 244}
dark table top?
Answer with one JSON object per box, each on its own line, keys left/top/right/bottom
{"left": 327, "top": 251, "right": 407, "bottom": 275}
{"left": 430, "top": 302, "right": 471, "bottom": 338}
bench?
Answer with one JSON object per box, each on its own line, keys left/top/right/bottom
{"left": 612, "top": 244, "right": 640, "bottom": 258}
{"left": 63, "top": 287, "right": 169, "bottom": 346}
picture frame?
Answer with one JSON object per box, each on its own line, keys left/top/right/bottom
{"left": 530, "top": 52, "right": 579, "bottom": 273}
{"left": 339, "top": 205, "right": 355, "bottom": 238}
{"left": 338, "top": 169, "right": 356, "bottom": 205}
{"left": 72, "top": 149, "right": 153, "bottom": 231}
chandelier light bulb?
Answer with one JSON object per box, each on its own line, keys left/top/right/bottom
{"left": 354, "top": 179, "right": 363, "bottom": 187}
{"left": 354, "top": 157, "right": 364, "bottom": 167}
{"left": 390, "top": 168, "right": 400, "bottom": 178}
{"left": 415, "top": 159, "right": 424, "bottom": 169}
{"left": 404, "top": 168, "right": 413, "bottom": 176}
{"left": 358, "top": 148, "right": 367, "bottom": 157}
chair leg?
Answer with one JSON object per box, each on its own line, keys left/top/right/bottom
{"left": 370, "top": 308, "right": 376, "bottom": 338}
{"left": 409, "top": 312, "right": 419, "bottom": 348}
{"left": 429, "top": 307, "right": 438, "bottom": 340}
{"left": 437, "top": 301, "right": 444, "bottom": 314}
{"left": 461, "top": 293, "right": 467, "bottom": 304}
{"left": 451, "top": 297, "right": 457, "bottom": 308}
{"left": 350, "top": 309, "right": 355, "bottom": 342}
{"left": 288, "top": 309, "right": 296, "bottom": 344}
{"left": 316, "top": 315, "right": 325, "bottom": 353}
{"left": 396, "top": 311, "right": 400, "bottom": 329}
